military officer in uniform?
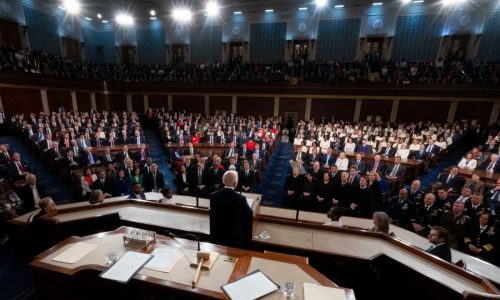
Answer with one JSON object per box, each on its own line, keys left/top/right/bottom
{"left": 463, "top": 213, "right": 496, "bottom": 263}
{"left": 411, "top": 193, "right": 442, "bottom": 237}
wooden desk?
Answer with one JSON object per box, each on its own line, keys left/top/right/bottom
{"left": 88, "top": 144, "right": 148, "bottom": 154}
{"left": 442, "top": 167, "right": 499, "bottom": 186}
{"left": 30, "top": 227, "right": 352, "bottom": 300}
{"left": 164, "top": 143, "right": 230, "bottom": 157}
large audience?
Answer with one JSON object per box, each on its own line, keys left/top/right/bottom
{"left": 1, "top": 44, "right": 499, "bottom": 85}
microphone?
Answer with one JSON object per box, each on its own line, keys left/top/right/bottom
{"left": 164, "top": 230, "right": 201, "bottom": 251}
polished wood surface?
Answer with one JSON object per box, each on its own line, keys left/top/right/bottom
{"left": 30, "top": 227, "right": 348, "bottom": 300}
{"left": 442, "top": 167, "right": 499, "bottom": 185}
{"left": 88, "top": 144, "right": 148, "bottom": 154}
{"left": 164, "top": 143, "right": 230, "bottom": 157}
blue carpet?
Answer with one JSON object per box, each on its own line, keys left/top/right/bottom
{"left": 0, "top": 136, "right": 75, "bottom": 204}
{"left": 0, "top": 242, "right": 38, "bottom": 300}
{"left": 260, "top": 142, "right": 293, "bottom": 206}
{"left": 143, "top": 128, "right": 176, "bottom": 193}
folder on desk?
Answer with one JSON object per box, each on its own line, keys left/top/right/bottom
{"left": 51, "top": 242, "right": 98, "bottom": 264}
{"left": 100, "top": 251, "right": 152, "bottom": 284}
{"left": 304, "top": 282, "right": 347, "bottom": 300}
{"left": 221, "top": 269, "right": 279, "bottom": 300}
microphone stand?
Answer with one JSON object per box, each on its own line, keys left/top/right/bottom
{"left": 295, "top": 196, "right": 301, "bottom": 221}
{"left": 164, "top": 230, "right": 201, "bottom": 251}
{"left": 196, "top": 190, "right": 199, "bottom": 208}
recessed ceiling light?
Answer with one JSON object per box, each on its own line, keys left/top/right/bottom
{"left": 97, "top": 13, "right": 102, "bottom": 19}
{"left": 334, "top": 4, "right": 344, "bottom": 8}
{"left": 372, "top": 2, "right": 383, "bottom": 6}
{"left": 265, "top": 9, "right": 274, "bottom": 13}
{"left": 298, "top": 7, "right": 308, "bottom": 11}
{"left": 150, "top": 10, "right": 156, "bottom": 16}
{"left": 84, "top": 16, "right": 92, "bottom": 21}
{"left": 101, "top": 20, "right": 108, "bottom": 23}
{"left": 233, "top": 11, "right": 242, "bottom": 15}
{"left": 150, "top": 16, "right": 157, "bottom": 20}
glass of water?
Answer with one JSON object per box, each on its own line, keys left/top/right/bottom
{"left": 105, "top": 252, "right": 118, "bottom": 266}
{"left": 283, "top": 281, "right": 295, "bottom": 298}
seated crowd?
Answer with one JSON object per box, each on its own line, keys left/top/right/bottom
{"left": 151, "top": 108, "right": 280, "bottom": 197}
{"left": 1, "top": 44, "right": 498, "bottom": 85}
{"left": 284, "top": 118, "right": 499, "bottom": 266}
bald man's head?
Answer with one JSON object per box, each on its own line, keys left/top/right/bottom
{"left": 222, "top": 170, "right": 238, "bottom": 188}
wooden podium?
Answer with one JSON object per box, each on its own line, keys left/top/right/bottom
{"left": 30, "top": 227, "right": 355, "bottom": 300}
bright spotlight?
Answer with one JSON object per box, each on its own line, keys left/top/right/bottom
{"left": 441, "top": 0, "right": 454, "bottom": 5}
{"left": 401, "top": 0, "right": 412, "bottom": 4}
{"left": 172, "top": 8, "right": 192, "bottom": 22}
{"left": 315, "top": 0, "right": 328, "bottom": 7}
{"left": 115, "top": 13, "right": 134, "bottom": 26}
{"left": 205, "top": 1, "right": 220, "bottom": 17}
{"left": 61, "top": 0, "right": 81, "bottom": 14}
{"left": 150, "top": 10, "right": 156, "bottom": 16}
{"left": 97, "top": 13, "right": 102, "bottom": 19}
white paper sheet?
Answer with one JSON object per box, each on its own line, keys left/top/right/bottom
{"left": 100, "top": 251, "right": 152, "bottom": 283}
{"left": 144, "top": 248, "right": 183, "bottom": 273}
{"left": 222, "top": 270, "right": 279, "bottom": 300}
{"left": 246, "top": 198, "right": 254, "bottom": 209}
{"left": 303, "top": 282, "right": 347, "bottom": 300}
{"left": 51, "top": 242, "right": 98, "bottom": 264}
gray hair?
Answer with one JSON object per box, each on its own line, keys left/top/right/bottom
{"left": 222, "top": 170, "right": 238, "bottom": 188}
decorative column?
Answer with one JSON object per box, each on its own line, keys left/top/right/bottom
{"left": 390, "top": 99, "right": 400, "bottom": 123}
{"left": 40, "top": 89, "right": 49, "bottom": 114}
{"left": 489, "top": 101, "right": 500, "bottom": 125}
{"left": 167, "top": 95, "right": 173, "bottom": 111}
{"left": 447, "top": 101, "right": 458, "bottom": 123}
{"left": 231, "top": 96, "right": 237, "bottom": 114}
{"left": 305, "top": 98, "right": 312, "bottom": 121}
{"left": 126, "top": 94, "right": 132, "bottom": 113}
{"left": 143, "top": 94, "right": 149, "bottom": 113}
{"left": 71, "top": 91, "right": 78, "bottom": 112}
{"left": 90, "top": 93, "right": 97, "bottom": 111}
{"left": 273, "top": 97, "right": 280, "bottom": 117}
{"left": 204, "top": 96, "right": 210, "bottom": 114}
{"left": 353, "top": 99, "right": 362, "bottom": 122}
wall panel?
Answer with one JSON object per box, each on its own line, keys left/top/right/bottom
{"left": 0, "top": 88, "right": 42, "bottom": 114}
{"left": 76, "top": 92, "right": 91, "bottom": 112}
{"left": 397, "top": 100, "right": 450, "bottom": 123}
{"left": 310, "top": 99, "right": 356, "bottom": 122}
{"left": 148, "top": 94, "right": 168, "bottom": 109}
{"left": 455, "top": 101, "right": 493, "bottom": 122}
{"left": 47, "top": 90, "right": 71, "bottom": 112}
{"left": 279, "top": 98, "right": 306, "bottom": 121}
{"left": 359, "top": 99, "right": 392, "bottom": 122}
{"left": 249, "top": 22, "right": 287, "bottom": 63}
{"left": 95, "top": 93, "right": 107, "bottom": 111}
{"left": 316, "top": 18, "right": 361, "bottom": 61}
{"left": 172, "top": 95, "right": 204, "bottom": 113}
{"left": 237, "top": 97, "right": 273, "bottom": 117}
{"left": 108, "top": 94, "right": 126, "bottom": 112}
{"left": 132, "top": 94, "right": 144, "bottom": 113}
{"left": 23, "top": 6, "right": 60, "bottom": 55}
{"left": 209, "top": 96, "right": 232, "bottom": 115}
{"left": 136, "top": 27, "right": 166, "bottom": 64}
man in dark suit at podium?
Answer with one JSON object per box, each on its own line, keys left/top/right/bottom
{"left": 209, "top": 170, "right": 253, "bottom": 248}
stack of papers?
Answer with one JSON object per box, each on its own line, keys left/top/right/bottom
{"left": 221, "top": 270, "right": 279, "bottom": 300}
{"left": 144, "top": 248, "right": 183, "bottom": 273}
{"left": 52, "top": 242, "right": 98, "bottom": 264}
{"left": 100, "top": 252, "right": 152, "bottom": 283}
{"left": 303, "top": 283, "right": 347, "bottom": 300}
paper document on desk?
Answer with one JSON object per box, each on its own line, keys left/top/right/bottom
{"left": 52, "top": 242, "right": 98, "bottom": 264}
{"left": 100, "top": 251, "right": 152, "bottom": 283}
{"left": 221, "top": 269, "right": 279, "bottom": 300}
{"left": 246, "top": 198, "right": 254, "bottom": 208}
{"left": 144, "top": 248, "right": 183, "bottom": 273}
{"left": 304, "top": 282, "right": 346, "bottom": 300}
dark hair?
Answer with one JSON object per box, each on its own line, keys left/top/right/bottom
{"left": 161, "top": 188, "right": 172, "bottom": 196}
{"left": 430, "top": 226, "right": 449, "bottom": 244}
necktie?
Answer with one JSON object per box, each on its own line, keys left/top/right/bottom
{"left": 480, "top": 227, "right": 485, "bottom": 234}
{"left": 446, "top": 175, "right": 452, "bottom": 184}
{"left": 137, "top": 137, "right": 140, "bottom": 145}
{"left": 296, "top": 152, "right": 300, "bottom": 161}
{"left": 48, "top": 140, "right": 52, "bottom": 148}
{"left": 425, "top": 205, "right": 429, "bottom": 211}
{"left": 153, "top": 173, "right": 157, "bottom": 190}
{"left": 111, "top": 138, "right": 115, "bottom": 147}
{"left": 65, "top": 139, "right": 69, "bottom": 147}
{"left": 107, "top": 154, "right": 111, "bottom": 161}
{"left": 5, "top": 152, "right": 10, "bottom": 160}
{"left": 246, "top": 171, "right": 248, "bottom": 177}
{"left": 198, "top": 171, "right": 202, "bottom": 183}
{"left": 426, "top": 245, "right": 435, "bottom": 252}
{"left": 390, "top": 165, "right": 399, "bottom": 177}
{"left": 487, "top": 162, "right": 494, "bottom": 172}
{"left": 88, "top": 154, "right": 94, "bottom": 165}
{"left": 97, "top": 138, "right": 101, "bottom": 147}
{"left": 17, "top": 162, "right": 25, "bottom": 174}
{"left": 372, "top": 162, "right": 378, "bottom": 172}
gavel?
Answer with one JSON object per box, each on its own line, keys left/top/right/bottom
{"left": 192, "top": 251, "right": 210, "bottom": 288}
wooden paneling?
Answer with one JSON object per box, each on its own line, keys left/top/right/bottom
{"left": 237, "top": 97, "right": 274, "bottom": 117}
{"left": 279, "top": 97, "right": 306, "bottom": 120}
{"left": 95, "top": 94, "right": 107, "bottom": 111}
{"left": 76, "top": 92, "right": 90, "bottom": 112}
{"left": 310, "top": 99, "right": 356, "bottom": 122}
{"left": 397, "top": 100, "right": 450, "bottom": 123}
{"left": 172, "top": 95, "right": 204, "bottom": 113}
{"left": 47, "top": 90, "right": 71, "bottom": 112}
{"left": 209, "top": 96, "right": 232, "bottom": 115}
{"left": 0, "top": 19, "right": 21, "bottom": 48}
{"left": 148, "top": 94, "right": 168, "bottom": 109}
{"left": 359, "top": 99, "right": 392, "bottom": 122}
{"left": 455, "top": 101, "right": 493, "bottom": 122}
{"left": 108, "top": 94, "right": 126, "bottom": 112}
{"left": 0, "top": 88, "right": 42, "bottom": 114}
{"left": 131, "top": 94, "right": 144, "bottom": 113}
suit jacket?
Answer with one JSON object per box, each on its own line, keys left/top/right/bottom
{"left": 320, "top": 154, "right": 337, "bottom": 168}
{"left": 19, "top": 183, "right": 47, "bottom": 212}
{"left": 39, "top": 139, "right": 54, "bottom": 151}
{"left": 91, "top": 137, "right": 107, "bottom": 147}
{"left": 144, "top": 172, "right": 166, "bottom": 192}
{"left": 80, "top": 153, "right": 100, "bottom": 168}
{"left": 478, "top": 159, "right": 500, "bottom": 173}
{"left": 209, "top": 188, "right": 254, "bottom": 247}
{"left": 128, "top": 192, "right": 147, "bottom": 200}
{"left": 463, "top": 179, "right": 486, "bottom": 196}
{"left": 92, "top": 178, "right": 115, "bottom": 195}
{"left": 437, "top": 173, "right": 464, "bottom": 193}
{"left": 367, "top": 161, "right": 386, "bottom": 174}
{"left": 292, "top": 151, "right": 307, "bottom": 162}
{"left": 350, "top": 159, "right": 367, "bottom": 173}
{"left": 116, "top": 151, "right": 132, "bottom": 163}
{"left": 7, "top": 160, "right": 30, "bottom": 180}
{"left": 307, "top": 153, "right": 321, "bottom": 164}
{"left": 0, "top": 151, "right": 12, "bottom": 165}
{"left": 100, "top": 153, "right": 116, "bottom": 165}
{"left": 385, "top": 164, "right": 407, "bottom": 180}
{"left": 483, "top": 144, "right": 498, "bottom": 153}
{"left": 411, "top": 150, "right": 428, "bottom": 161}
{"left": 379, "top": 147, "right": 397, "bottom": 157}
{"left": 424, "top": 144, "right": 441, "bottom": 155}
{"left": 128, "top": 136, "right": 146, "bottom": 145}
{"left": 238, "top": 169, "right": 254, "bottom": 189}
{"left": 427, "top": 244, "right": 452, "bottom": 262}
{"left": 356, "top": 144, "right": 372, "bottom": 154}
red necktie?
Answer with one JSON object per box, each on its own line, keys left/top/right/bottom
{"left": 17, "top": 162, "right": 25, "bottom": 173}
{"left": 65, "top": 139, "right": 69, "bottom": 148}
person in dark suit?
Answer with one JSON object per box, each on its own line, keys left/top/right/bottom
{"left": 237, "top": 160, "right": 254, "bottom": 193}
{"left": 426, "top": 226, "right": 452, "bottom": 262}
{"left": 144, "top": 164, "right": 166, "bottom": 192}
{"left": 92, "top": 169, "right": 114, "bottom": 196}
{"left": 356, "top": 140, "right": 371, "bottom": 155}
{"left": 332, "top": 172, "right": 352, "bottom": 208}
{"left": 436, "top": 166, "right": 464, "bottom": 194}
{"left": 209, "top": 170, "right": 254, "bottom": 248}
{"left": 116, "top": 145, "right": 132, "bottom": 164}
{"left": 128, "top": 183, "right": 147, "bottom": 200}
{"left": 292, "top": 150, "right": 307, "bottom": 164}
{"left": 483, "top": 140, "right": 498, "bottom": 153}
{"left": 100, "top": 147, "right": 116, "bottom": 165}
{"left": 18, "top": 174, "right": 47, "bottom": 213}
{"left": 350, "top": 153, "right": 367, "bottom": 174}
{"left": 80, "top": 148, "right": 101, "bottom": 168}
{"left": 284, "top": 167, "right": 303, "bottom": 209}
{"left": 411, "top": 144, "right": 429, "bottom": 161}
{"left": 366, "top": 155, "right": 385, "bottom": 175}
{"left": 349, "top": 176, "right": 374, "bottom": 218}
{"left": 478, "top": 154, "right": 500, "bottom": 174}
{"left": 378, "top": 142, "right": 397, "bottom": 157}
{"left": 6, "top": 152, "right": 30, "bottom": 181}
{"left": 320, "top": 148, "right": 336, "bottom": 168}
{"left": 189, "top": 163, "right": 209, "bottom": 197}
{"left": 386, "top": 189, "right": 416, "bottom": 230}
{"left": 129, "top": 131, "right": 146, "bottom": 145}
